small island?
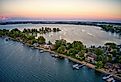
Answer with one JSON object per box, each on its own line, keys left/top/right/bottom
{"left": 101, "top": 24, "right": 121, "bottom": 36}
{"left": 0, "top": 28, "right": 121, "bottom": 80}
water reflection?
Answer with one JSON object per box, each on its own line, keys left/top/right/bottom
{"left": 0, "top": 24, "right": 121, "bottom": 47}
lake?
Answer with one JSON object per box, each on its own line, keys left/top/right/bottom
{"left": 0, "top": 24, "right": 121, "bottom": 47}
{"left": 0, "top": 37, "right": 111, "bottom": 82}
{"left": 0, "top": 24, "right": 121, "bottom": 82}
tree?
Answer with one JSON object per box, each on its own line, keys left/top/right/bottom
{"left": 67, "top": 48, "right": 78, "bottom": 56}
{"left": 107, "top": 54, "right": 113, "bottom": 62}
{"left": 53, "top": 28, "right": 57, "bottom": 32}
{"left": 95, "top": 61, "right": 104, "bottom": 69}
{"left": 96, "top": 54, "right": 107, "bottom": 64}
{"left": 11, "top": 28, "right": 21, "bottom": 33}
{"left": 78, "top": 50, "right": 85, "bottom": 57}
{"left": 118, "top": 56, "right": 121, "bottom": 63}
{"left": 57, "top": 45, "right": 66, "bottom": 54}
{"left": 66, "top": 42, "right": 72, "bottom": 50}
{"left": 77, "top": 50, "right": 85, "bottom": 61}
{"left": 57, "top": 28, "right": 61, "bottom": 31}
{"left": 55, "top": 39, "right": 66, "bottom": 49}
{"left": 55, "top": 40, "right": 61, "bottom": 49}
{"left": 94, "top": 48, "right": 103, "bottom": 55}
{"left": 72, "top": 41, "right": 84, "bottom": 51}
{"left": 105, "top": 43, "right": 117, "bottom": 49}
{"left": 111, "top": 49, "right": 117, "bottom": 57}
{"left": 32, "top": 39, "right": 37, "bottom": 44}
{"left": 47, "top": 41, "right": 52, "bottom": 45}
{"left": 37, "top": 36, "right": 45, "bottom": 44}
{"left": 27, "top": 35, "right": 35, "bottom": 40}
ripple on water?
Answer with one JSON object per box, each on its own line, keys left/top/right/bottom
{"left": 0, "top": 38, "right": 121, "bottom": 82}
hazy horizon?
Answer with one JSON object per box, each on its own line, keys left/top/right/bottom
{"left": 0, "top": 0, "right": 121, "bottom": 23}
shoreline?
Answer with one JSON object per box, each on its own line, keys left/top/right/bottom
{"left": 1, "top": 36, "right": 121, "bottom": 81}
{"left": 33, "top": 45, "right": 121, "bottom": 80}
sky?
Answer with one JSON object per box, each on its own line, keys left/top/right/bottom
{"left": 0, "top": 0, "right": 121, "bottom": 22}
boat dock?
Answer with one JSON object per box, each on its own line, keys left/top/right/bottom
{"left": 72, "top": 64, "right": 85, "bottom": 70}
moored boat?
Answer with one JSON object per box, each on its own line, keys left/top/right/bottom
{"left": 72, "top": 64, "right": 85, "bottom": 70}
{"left": 40, "top": 49, "right": 44, "bottom": 53}
{"left": 106, "top": 77, "right": 115, "bottom": 82}
{"left": 72, "top": 64, "right": 79, "bottom": 68}
{"left": 102, "top": 74, "right": 112, "bottom": 80}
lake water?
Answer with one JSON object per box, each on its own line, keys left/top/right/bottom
{"left": 0, "top": 37, "right": 119, "bottom": 82}
{"left": 0, "top": 24, "right": 121, "bottom": 47}
{"left": 0, "top": 24, "right": 121, "bottom": 82}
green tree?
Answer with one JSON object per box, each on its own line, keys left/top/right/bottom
{"left": 94, "top": 48, "right": 103, "bottom": 55}
{"left": 118, "top": 56, "right": 121, "bottom": 63}
{"left": 105, "top": 43, "right": 117, "bottom": 49}
{"left": 72, "top": 41, "right": 84, "bottom": 51}
{"left": 111, "top": 49, "right": 117, "bottom": 57}
{"left": 27, "top": 35, "right": 35, "bottom": 40}
{"left": 32, "top": 39, "right": 37, "bottom": 44}
{"left": 77, "top": 50, "right": 85, "bottom": 61}
{"left": 78, "top": 50, "right": 85, "bottom": 57}
{"left": 96, "top": 61, "right": 104, "bottom": 69}
{"left": 107, "top": 54, "right": 113, "bottom": 62}
{"left": 53, "top": 28, "right": 57, "bottom": 32}
{"left": 55, "top": 39, "right": 66, "bottom": 49}
{"left": 57, "top": 45, "right": 66, "bottom": 54}
{"left": 66, "top": 42, "right": 72, "bottom": 50}
{"left": 67, "top": 48, "right": 78, "bottom": 56}
{"left": 37, "top": 36, "right": 45, "bottom": 44}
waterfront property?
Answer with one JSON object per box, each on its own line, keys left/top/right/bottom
{"left": 0, "top": 24, "right": 120, "bottom": 81}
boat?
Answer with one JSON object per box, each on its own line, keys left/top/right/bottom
{"left": 106, "top": 77, "right": 115, "bottom": 82}
{"left": 40, "top": 49, "right": 44, "bottom": 53}
{"left": 72, "top": 64, "right": 79, "bottom": 68}
{"left": 75, "top": 66, "right": 79, "bottom": 70}
{"left": 54, "top": 55, "right": 59, "bottom": 58}
{"left": 102, "top": 74, "right": 112, "bottom": 80}
{"left": 78, "top": 64, "right": 85, "bottom": 68}
{"left": 72, "top": 63, "right": 85, "bottom": 70}
{"left": 51, "top": 54, "right": 55, "bottom": 57}
{"left": 51, "top": 54, "right": 59, "bottom": 58}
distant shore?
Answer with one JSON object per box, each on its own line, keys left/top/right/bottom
{"left": 0, "top": 21, "right": 121, "bottom": 26}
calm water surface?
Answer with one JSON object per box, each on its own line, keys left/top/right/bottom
{"left": 0, "top": 24, "right": 121, "bottom": 47}
{"left": 0, "top": 38, "right": 111, "bottom": 82}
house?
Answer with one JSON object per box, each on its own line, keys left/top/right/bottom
{"left": 85, "top": 52, "right": 97, "bottom": 64}
{"left": 104, "top": 63, "right": 113, "bottom": 69}
{"left": 43, "top": 44, "right": 50, "bottom": 49}
{"left": 43, "top": 44, "right": 55, "bottom": 50}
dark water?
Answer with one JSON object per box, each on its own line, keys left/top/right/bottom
{"left": 0, "top": 38, "right": 121, "bottom": 82}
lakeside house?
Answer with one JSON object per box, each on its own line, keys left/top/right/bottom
{"left": 43, "top": 44, "right": 50, "bottom": 49}
{"left": 104, "top": 63, "right": 121, "bottom": 75}
{"left": 41, "top": 44, "right": 55, "bottom": 50}
{"left": 85, "top": 52, "right": 97, "bottom": 64}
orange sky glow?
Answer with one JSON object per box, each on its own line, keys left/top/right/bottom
{"left": 0, "top": 0, "right": 121, "bottom": 21}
